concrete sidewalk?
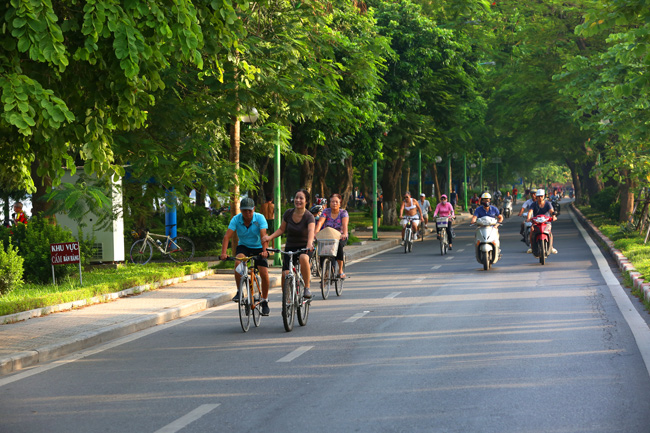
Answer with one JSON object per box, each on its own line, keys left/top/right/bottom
{"left": 0, "top": 229, "right": 406, "bottom": 376}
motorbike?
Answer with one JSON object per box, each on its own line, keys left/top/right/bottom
{"left": 551, "top": 197, "right": 561, "bottom": 215}
{"left": 530, "top": 215, "right": 553, "bottom": 265}
{"left": 470, "top": 202, "right": 478, "bottom": 215}
{"left": 472, "top": 216, "right": 501, "bottom": 271}
{"left": 523, "top": 220, "right": 532, "bottom": 247}
{"left": 503, "top": 198, "right": 513, "bottom": 218}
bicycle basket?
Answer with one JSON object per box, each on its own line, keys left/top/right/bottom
{"left": 317, "top": 239, "right": 340, "bottom": 258}
{"left": 436, "top": 217, "right": 449, "bottom": 228}
{"left": 235, "top": 262, "right": 247, "bottom": 277}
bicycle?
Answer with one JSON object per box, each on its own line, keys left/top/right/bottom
{"left": 225, "top": 255, "right": 264, "bottom": 332}
{"left": 317, "top": 239, "right": 344, "bottom": 299}
{"left": 436, "top": 216, "right": 451, "bottom": 255}
{"left": 129, "top": 225, "right": 195, "bottom": 264}
{"left": 402, "top": 216, "right": 416, "bottom": 253}
{"left": 418, "top": 219, "right": 426, "bottom": 242}
{"left": 310, "top": 240, "right": 321, "bottom": 278}
{"left": 267, "top": 247, "right": 310, "bottom": 332}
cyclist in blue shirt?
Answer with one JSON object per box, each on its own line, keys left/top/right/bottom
{"left": 470, "top": 192, "right": 504, "bottom": 224}
{"left": 220, "top": 197, "right": 271, "bottom": 316}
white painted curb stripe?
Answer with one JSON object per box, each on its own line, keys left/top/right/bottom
{"left": 570, "top": 208, "right": 650, "bottom": 378}
{"left": 154, "top": 404, "right": 220, "bottom": 433}
{"left": 276, "top": 346, "right": 314, "bottom": 363}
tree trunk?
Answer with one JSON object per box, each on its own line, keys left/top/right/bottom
{"left": 404, "top": 163, "right": 411, "bottom": 195}
{"left": 338, "top": 156, "right": 354, "bottom": 209}
{"left": 566, "top": 159, "right": 583, "bottom": 205}
{"left": 257, "top": 156, "right": 270, "bottom": 204}
{"left": 229, "top": 117, "right": 240, "bottom": 252}
{"left": 432, "top": 163, "right": 441, "bottom": 202}
{"left": 619, "top": 170, "right": 635, "bottom": 223}
{"left": 380, "top": 143, "right": 408, "bottom": 225}
{"left": 315, "top": 158, "right": 329, "bottom": 199}
{"left": 30, "top": 160, "right": 52, "bottom": 217}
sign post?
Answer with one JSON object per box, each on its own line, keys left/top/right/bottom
{"left": 50, "top": 242, "right": 82, "bottom": 285}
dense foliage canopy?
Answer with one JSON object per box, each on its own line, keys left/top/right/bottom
{"left": 1, "top": 0, "right": 647, "bottom": 224}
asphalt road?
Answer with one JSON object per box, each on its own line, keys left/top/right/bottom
{"left": 2, "top": 208, "right": 650, "bottom": 433}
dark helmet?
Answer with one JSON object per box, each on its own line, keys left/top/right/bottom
{"left": 310, "top": 205, "right": 323, "bottom": 215}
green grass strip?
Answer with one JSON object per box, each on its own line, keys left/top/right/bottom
{"left": 0, "top": 262, "right": 207, "bottom": 317}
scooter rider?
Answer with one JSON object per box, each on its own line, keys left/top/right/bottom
{"left": 470, "top": 193, "right": 504, "bottom": 224}
{"left": 526, "top": 189, "right": 558, "bottom": 254}
{"left": 433, "top": 194, "right": 455, "bottom": 249}
{"left": 518, "top": 189, "right": 535, "bottom": 241}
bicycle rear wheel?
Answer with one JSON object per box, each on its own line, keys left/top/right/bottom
{"left": 168, "top": 236, "right": 195, "bottom": 263}
{"left": 321, "top": 259, "right": 332, "bottom": 300}
{"left": 130, "top": 239, "right": 153, "bottom": 265}
{"left": 297, "top": 277, "right": 309, "bottom": 326}
{"left": 238, "top": 279, "right": 251, "bottom": 332}
{"left": 282, "top": 277, "right": 295, "bottom": 332}
{"left": 252, "top": 273, "right": 262, "bottom": 327}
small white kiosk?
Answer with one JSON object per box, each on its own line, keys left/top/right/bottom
{"left": 55, "top": 172, "right": 125, "bottom": 263}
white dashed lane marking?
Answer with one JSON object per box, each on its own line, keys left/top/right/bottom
{"left": 277, "top": 346, "right": 314, "bottom": 363}
{"left": 385, "top": 292, "right": 401, "bottom": 299}
{"left": 154, "top": 404, "right": 221, "bottom": 433}
{"left": 344, "top": 311, "right": 370, "bottom": 323}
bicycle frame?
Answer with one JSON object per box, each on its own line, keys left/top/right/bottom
{"left": 140, "top": 231, "right": 178, "bottom": 254}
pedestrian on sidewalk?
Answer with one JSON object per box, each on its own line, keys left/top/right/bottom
{"left": 220, "top": 197, "right": 271, "bottom": 316}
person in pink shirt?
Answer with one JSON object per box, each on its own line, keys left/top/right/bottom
{"left": 433, "top": 194, "right": 456, "bottom": 249}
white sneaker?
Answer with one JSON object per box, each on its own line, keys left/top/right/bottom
{"left": 526, "top": 248, "right": 532, "bottom": 254}
{"left": 400, "top": 240, "right": 405, "bottom": 246}
{"left": 413, "top": 234, "right": 418, "bottom": 240}
{"left": 552, "top": 248, "right": 558, "bottom": 254}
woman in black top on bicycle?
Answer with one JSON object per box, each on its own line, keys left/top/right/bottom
{"left": 263, "top": 189, "right": 315, "bottom": 298}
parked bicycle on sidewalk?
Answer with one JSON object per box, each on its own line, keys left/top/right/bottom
{"left": 130, "top": 225, "right": 195, "bottom": 264}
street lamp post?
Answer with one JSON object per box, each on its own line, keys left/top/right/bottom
{"left": 274, "top": 129, "right": 281, "bottom": 266}
{"left": 372, "top": 160, "right": 378, "bottom": 241}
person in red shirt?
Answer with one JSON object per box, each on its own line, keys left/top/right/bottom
{"left": 512, "top": 187, "right": 518, "bottom": 204}
{"left": 13, "top": 202, "right": 28, "bottom": 225}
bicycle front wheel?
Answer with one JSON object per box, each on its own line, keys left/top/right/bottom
{"left": 297, "top": 277, "right": 309, "bottom": 327}
{"left": 238, "top": 278, "right": 251, "bottom": 332}
{"left": 404, "top": 228, "right": 410, "bottom": 253}
{"left": 252, "top": 273, "right": 262, "bottom": 327}
{"left": 321, "top": 259, "right": 332, "bottom": 300}
{"left": 168, "top": 236, "right": 195, "bottom": 263}
{"left": 130, "top": 239, "right": 153, "bottom": 265}
{"left": 282, "top": 277, "right": 295, "bottom": 332}
{"left": 335, "top": 260, "right": 343, "bottom": 296}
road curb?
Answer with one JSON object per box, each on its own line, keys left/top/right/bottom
{"left": 570, "top": 203, "right": 648, "bottom": 303}
{"left": 0, "top": 269, "right": 218, "bottom": 325}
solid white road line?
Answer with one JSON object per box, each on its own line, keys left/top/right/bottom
{"left": 344, "top": 311, "right": 370, "bottom": 323}
{"left": 384, "top": 292, "right": 401, "bottom": 299}
{"left": 154, "top": 404, "right": 220, "bottom": 433}
{"left": 431, "top": 265, "right": 441, "bottom": 270}
{"left": 570, "top": 207, "right": 650, "bottom": 378}
{"left": 346, "top": 245, "right": 402, "bottom": 266}
{"left": 276, "top": 346, "right": 314, "bottom": 363}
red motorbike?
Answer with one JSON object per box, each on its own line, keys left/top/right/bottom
{"left": 530, "top": 215, "right": 553, "bottom": 265}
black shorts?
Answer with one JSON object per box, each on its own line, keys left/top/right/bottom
{"left": 282, "top": 245, "right": 312, "bottom": 272}
{"left": 235, "top": 245, "right": 268, "bottom": 268}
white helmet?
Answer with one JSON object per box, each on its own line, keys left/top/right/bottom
{"left": 536, "top": 189, "right": 545, "bottom": 197}
{"left": 480, "top": 192, "right": 491, "bottom": 199}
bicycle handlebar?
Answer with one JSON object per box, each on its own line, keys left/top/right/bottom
{"left": 267, "top": 247, "right": 309, "bottom": 255}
